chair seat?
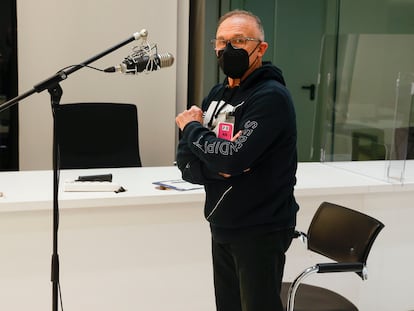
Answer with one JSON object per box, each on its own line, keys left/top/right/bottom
{"left": 281, "top": 282, "right": 358, "bottom": 311}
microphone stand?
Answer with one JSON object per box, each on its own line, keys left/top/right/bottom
{"left": 0, "top": 29, "right": 148, "bottom": 311}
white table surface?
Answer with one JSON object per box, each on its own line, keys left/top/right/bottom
{"left": 0, "top": 162, "right": 406, "bottom": 213}
{"left": 0, "top": 166, "right": 205, "bottom": 212}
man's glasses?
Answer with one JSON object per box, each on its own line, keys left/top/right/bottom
{"left": 210, "top": 37, "right": 261, "bottom": 50}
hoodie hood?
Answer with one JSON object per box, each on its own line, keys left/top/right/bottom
{"left": 224, "top": 61, "right": 286, "bottom": 90}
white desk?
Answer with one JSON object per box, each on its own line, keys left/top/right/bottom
{"left": 0, "top": 166, "right": 205, "bottom": 212}
{"left": 0, "top": 163, "right": 413, "bottom": 311}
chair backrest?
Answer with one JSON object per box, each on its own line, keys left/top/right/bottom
{"left": 307, "top": 202, "right": 384, "bottom": 265}
{"left": 54, "top": 102, "right": 142, "bottom": 169}
{"left": 394, "top": 127, "right": 414, "bottom": 160}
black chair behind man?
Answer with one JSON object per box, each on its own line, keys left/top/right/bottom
{"left": 393, "top": 127, "right": 414, "bottom": 160}
{"left": 54, "top": 102, "right": 142, "bottom": 169}
{"left": 281, "top": 201, "right": 384, "bottom": 311}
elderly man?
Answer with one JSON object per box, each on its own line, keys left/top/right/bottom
{"left": 176, "top": 9, "right": 299, "bottom": 311}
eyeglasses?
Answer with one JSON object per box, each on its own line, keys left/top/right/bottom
{"left": 210, "top": 37, "right": 261, "bottom": 50}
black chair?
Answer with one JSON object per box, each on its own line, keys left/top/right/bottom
{"left": 351, "top": 129, "right": 386, "bottom": 161}
{"left": 393, "top": 127, "right": 414, "bottom": 160}
{"left": 281, "top": 201, "right": 384, "bottom": 311}
{"left": 54, "top": 102, "right": 142, "bottom": 169}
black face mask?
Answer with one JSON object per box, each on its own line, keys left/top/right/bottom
{"left": 217, "top": 43, "right": 250, "bottom": 79}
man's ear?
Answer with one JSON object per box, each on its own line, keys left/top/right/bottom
{"left": 258, "top": 41, "right": 269, "bottom": 57}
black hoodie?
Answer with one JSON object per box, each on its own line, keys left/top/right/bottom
{"left": 176, "top": 62, "right": 299, "bottom": 242}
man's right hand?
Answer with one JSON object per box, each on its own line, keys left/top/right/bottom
{"left": 176, "top": 105, "right": 203, "bottom": 131}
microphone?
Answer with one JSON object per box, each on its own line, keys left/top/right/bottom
{"left": 104, "top": 52, "right": 174, "bottom": 74}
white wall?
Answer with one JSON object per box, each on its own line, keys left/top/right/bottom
{"left": 17, "top": 0, "right": 189, "bottom": 170}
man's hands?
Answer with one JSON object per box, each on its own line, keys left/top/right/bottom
{"left": 176, "top": 105, "right": 203, "bottom": 131}
{"left": 176, "top": 106, "right": 249, "bottom": 179}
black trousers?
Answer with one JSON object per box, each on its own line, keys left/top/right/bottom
{"left": 212, "top": 228, "right": 294, "bottom": 311}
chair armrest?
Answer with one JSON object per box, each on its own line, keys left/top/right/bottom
{"left": 316, "top": 262, "right": 364, "bottom": 273}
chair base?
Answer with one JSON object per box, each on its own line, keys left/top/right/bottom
{"left": 281, "top": 282, "right": 358, "bottom": 311}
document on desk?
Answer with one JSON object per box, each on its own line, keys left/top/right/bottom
{"left": 153, "top": 179, "right": 203, "bottom": 191}
{"left": 64, "top": 181, "right": 126, "bottom": 193}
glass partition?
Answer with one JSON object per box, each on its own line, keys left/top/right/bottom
{"left": 317, "top": 34, "right": 414, "bottom": 182}
{"left": 387, "top": 72, "right": 414, "bottom": 183}
{"left": 308, "top": 0, "right": 414, "bottom": 183}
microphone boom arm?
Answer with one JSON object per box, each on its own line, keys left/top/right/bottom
{"left": 0, "top": 29, "right": 148, "bottom": 113}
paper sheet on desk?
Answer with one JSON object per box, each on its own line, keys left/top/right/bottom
{"left": 153, "top": 179, "right": 203, "bottom": 191}
{"left": 64, "top": 181, "right": 125, "bottom": 193}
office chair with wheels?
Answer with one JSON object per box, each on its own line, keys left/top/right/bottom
{"left": 54, "top": 102, "right": 142, "bottom": 169}
{"left": 281, "top": 201, "right": 384, "bottom": 311}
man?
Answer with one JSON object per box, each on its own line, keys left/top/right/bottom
{"left": 175, "top": 9, "right": 299, "bottom": 311}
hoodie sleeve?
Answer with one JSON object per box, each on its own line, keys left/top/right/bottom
{"left": 176, "top": 124, "right": 228, "bottom": 184}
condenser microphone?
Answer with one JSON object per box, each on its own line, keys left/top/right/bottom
{"left": 104, "top": 52, "right": 174, "bottom": 74}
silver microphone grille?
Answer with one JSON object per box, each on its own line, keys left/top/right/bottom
{"left": 158, "top": 53, "right": 175, "bottom": 68}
